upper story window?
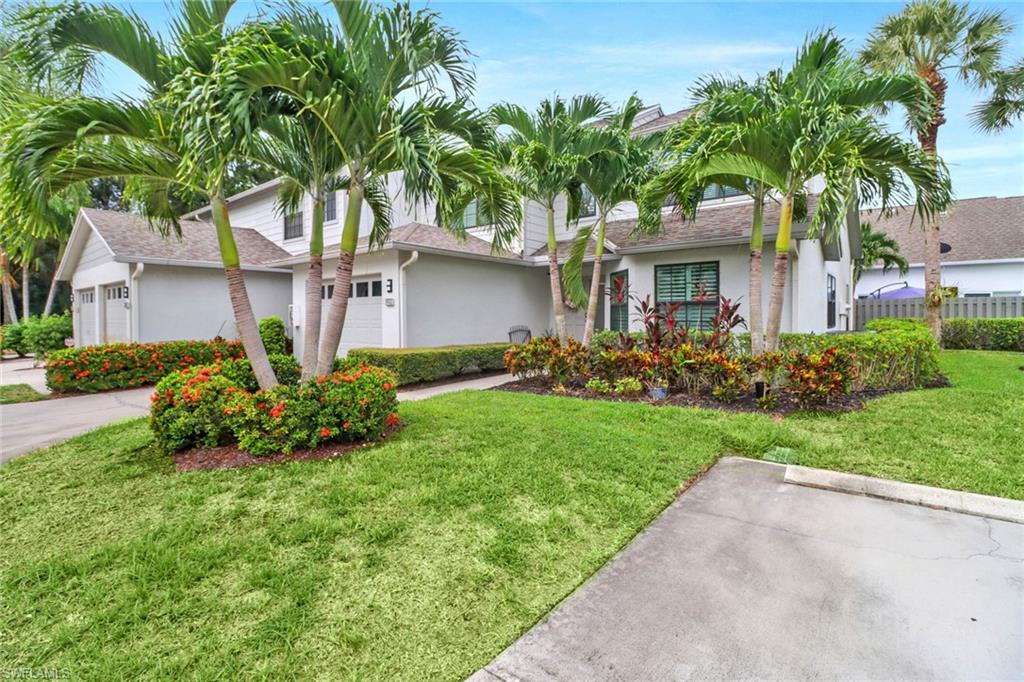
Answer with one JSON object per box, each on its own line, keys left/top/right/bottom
{"left": 580, "top": 186, "right": 597, "bottom": 218}
{"left": 702, "top": 183, "right": 746, "bottom": 201}
{"left": 826, "top": 274, "right": 837, "bottom": 328}
{"left": 284, "top": 211, "right": 304, "bottom": 240}
{"left": 462, "top": 199, "right": 490, "bottom": 229}
{"left": 324, "top": 192, "right": 337, "bottom": 222}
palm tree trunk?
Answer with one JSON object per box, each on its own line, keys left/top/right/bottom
{"left": 582, "top": 217, "right": 605, "bottom": 347}
{"left": 547, "top": 205, "right": 568, "bottom": 343}
{"left": 21, "top": 264, "right": 30, "bottom": 321}
{"left": 748, "top": 196, "right": 765, "bottom": 355}
{"left": 42, "top": 242, "right": 67, "bottom": 317}
{"left": 316, "top": 184, "right": 362, "bottom": 375}
{"left": 765, "top": 195, "right": 794, "bottom": 352}
{"left": 1, "top": 250, "right": 18, "bottom": 324}
{"left": 301, "top": 196, "right": 325, "bottom": 381}
{"left": 919, "top": 69, "right": 947, "bottom": 343}
{"left": 212, "top": 196, "right": 277, "bottom": 390}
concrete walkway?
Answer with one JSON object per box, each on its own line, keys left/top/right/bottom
{"left": 471, "top": 458, "right": 1023, "bottom": 681}
{"left": 0, "top": 372, "right": 512, "bottom": 464}
{"left": 0, "top": 356, "right": 49, "bottom": 393}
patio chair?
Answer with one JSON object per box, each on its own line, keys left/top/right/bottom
{"left": 508, "top": 325, "right": 532, "bottom": 344}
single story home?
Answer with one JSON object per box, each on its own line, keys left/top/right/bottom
{"left": 857, "top": 195, "right": 1024, "bottom": 299}
{"left": 56, "top": 208, "right": 291, "bottom": 346}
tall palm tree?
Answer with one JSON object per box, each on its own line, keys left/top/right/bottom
{"left": 644, "top": 32, "right": 950, "bottom": 351}
{"left": 215, "top": 3, "right": 522, "bottom": 375}
{"left": 972, "top": 58, "right": 1024, "bottom": 131}
{"left": 0, "top": 0, "right": 280, "bottom": 388}
{"left": 563, "top": 95, "right": 664, "bottom": 347}
{"left": 862, "top": 0, "right": 1013, "bottom": 340}
{"left": 854, "top": 221, "right": 909, "bottom": 284}
{"left": 492, "top": 94, "right": 612, "bottom": 344}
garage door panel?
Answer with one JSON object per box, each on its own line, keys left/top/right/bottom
{"left": 77, "top": 289, "right": 97, "bottom": 346}
{"left": 322, "top": 275, "right": 382, "bottom": 355}
{"left": 103, "top": 283, "right": 128, "bottom": 343}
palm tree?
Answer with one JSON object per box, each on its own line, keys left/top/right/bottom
{"left": 972, "top": 58, "right": 1024, "bottom": 131}
{"left": 862, "top": 0, "right": 1014, "bottom": 340}
{"left": 563, "top": 95, "right": 664, "bottom": 347}
{"left": 492, "top": 94, "right": 612, "bottom": 344}
{"left": 854, "top": 221, "right": 909, "bottom": 284}
{"left": 644, "top": 31, "right": 950, "bottom": 352}
{"left": 215, "top": 3, "right": 522, "bottom": 375}
{"left": 1, "top": 0, "right": 280, "bottom": 388}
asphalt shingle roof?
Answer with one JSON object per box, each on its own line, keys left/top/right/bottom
{"left": 860, "top": 196, "right": 1024, "bottom": 263}
{"left": 81, "top": 208, "right": 290, "bottom": 267}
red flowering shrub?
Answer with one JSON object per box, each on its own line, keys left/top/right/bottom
{"left": 149, "top": 361, "right": 399, "bottom": 456}
{"left": 785, "top": 347, "right": 857, "bottom": 407}
{"left": 46, "top": 339, "right": 246, "bottom": 393}
{"left": 149, "top": 366, "right": 242, "bottom": 452}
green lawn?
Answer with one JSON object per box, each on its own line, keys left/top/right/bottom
{"left": 1, "top": 350, "right": 1020, "bottom": 679}
{"left": 0, "top": 383, "right": 48, "bottom": 404}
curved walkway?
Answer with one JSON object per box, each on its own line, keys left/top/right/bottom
{"left": 0, "top": 372, "right": 512, "bottom": 464}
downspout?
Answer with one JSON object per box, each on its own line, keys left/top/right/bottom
{"left": 130, "top": 263, "right": 144, "bottom": 342}
{"left": 398, "top": 250, "right": 419, "bottom": 348}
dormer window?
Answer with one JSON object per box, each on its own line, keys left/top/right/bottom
{"left": 324, "top": 192, "right": 337, "bottom": 222}
{"left": 580, "top": 186, "right": 597, "bottom": 218}
{"left": 462, "top": 199, "right": 490, "bottom": 228}
{"left": 284, "top": 212, "right": 304, "bottom": 240}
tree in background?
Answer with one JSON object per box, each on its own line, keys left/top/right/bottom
{"left": 972, "top": 58, "right": 1024, "bottom": 131}
{"left": 492, "top": 94, "right": 612, "bottom": 344}
{"left": 862, "top": 0, "right": 1014, "bottom": 341}
{"left": 563, "top": 95, "right": 665, "bottom": 347}
{"left": 854, "top": 222, "right": 909, "bottom": 284}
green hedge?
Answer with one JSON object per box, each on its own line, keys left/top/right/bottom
{"left": 1, "top": 314, "right": 73, "bottom": 357}
{"left": 259, "top": 316, "right": 288, "bottom": 355}
{"left": 864, "top": 317, "right": 927, "bottom": 333}
{"left": 346, "top": 343, "right": 510, "bottom": 386}
{"left": 942, "top": 318, "right": 1024, "bottom": 352}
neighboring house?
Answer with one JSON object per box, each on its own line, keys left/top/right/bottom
{"left": 56, "top": 208, "right": 291, "bottom": 346}
{"left": 857, "top": 195, "right": 1024, "bottom": 298}
{"left": 178, "top": 104, "right": 860, "bottom": 355}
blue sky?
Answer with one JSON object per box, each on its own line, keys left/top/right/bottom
{"left": 101, "top": 1, "right": 1024, "bottom": 201}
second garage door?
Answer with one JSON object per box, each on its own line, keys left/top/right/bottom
{"left": 103, "top": 282, "right": 128, "bottom": 343}
{"left": 322, "top": 275, "right": 382, "bottom": 355}
{"left": 77, "top": 289, "right": 97, "bottom": 346}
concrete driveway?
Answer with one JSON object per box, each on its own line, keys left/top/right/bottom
{"left": 472, "top": 458, "right": 1023, "bottom": 681}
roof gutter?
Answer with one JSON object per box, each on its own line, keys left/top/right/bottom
{"left": 112, "top": 256, "right": 290, "bottom": 274}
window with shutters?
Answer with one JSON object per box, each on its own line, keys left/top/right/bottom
{"left": 324, "top": 192, "right": 337, "bottom": 222}
{"left": 608, "top": 270, "right": 629, "bottom": 332}
{"left": 826, "top": 274, "right": 837, "bottom": 328}
{"left": 654, "top": 262, "right": 720, "bottom": 330}
{"left": 284, "top": 212, "right": 304, "bottom": 240}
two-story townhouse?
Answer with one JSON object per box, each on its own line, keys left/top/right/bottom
{"left": 57, "top": 104, "right": 860, "bottom": 351}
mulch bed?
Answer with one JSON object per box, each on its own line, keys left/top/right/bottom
{"left": 174, "top": 425, "right": 404, "bottom": 472}
{"left": 494, "top": 376, "right": 950, "bottom": 417}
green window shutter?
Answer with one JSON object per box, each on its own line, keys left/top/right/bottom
{"left": 654, "top": 262, "right": 720, "bottom": 331}
{"left": 608, "top": 269, "right": 630, "bottom": 332}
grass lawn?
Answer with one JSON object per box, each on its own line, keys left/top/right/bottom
{"left": 1, "top": 350, "right": 1020, "bottom": 679}
{"left": 0, "top": 383, "right": 48, "bottom": 404}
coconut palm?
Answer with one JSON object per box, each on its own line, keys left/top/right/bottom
{"left": 563, "top": 95, "right": 665, "bottom": 347}
{"left": 492, "top": 94, "right": 612, "bottom": 344}
{"left": 213, "top": 3, "right": 522, "bottom": 375}
{"left": 1, "top": 0, "right": 280, "bottom": 388}
{"left": 644, "top": 31, "right": 950, "bottom": 352}
{"left": 972, "top": 58, "right": 1024, "bottom": 131}
{"left": 854, "top": 221, "right": 909, "bottom": 284}
{"left": 862, "top": 0, "right": 1014, "bottom": 340}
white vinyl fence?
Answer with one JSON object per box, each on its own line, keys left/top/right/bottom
{"left": 855, "top": 296, "right": 1024, "bottom": 330}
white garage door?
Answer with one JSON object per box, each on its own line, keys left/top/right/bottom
{"left": 77, "top": 289, "right": 97, "bottom": 346}
{"left": 322, "top": 275, "right": 383, "bottom": 355}
{"left": 103, "top": 282, "right": 128, "bottom": 343}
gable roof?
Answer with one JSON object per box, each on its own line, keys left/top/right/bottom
{"left": 57, "top": 208, "right": 291, "bottom": 280}
{"left": 860, "top": 195, "right": 1024, "bottom": 264}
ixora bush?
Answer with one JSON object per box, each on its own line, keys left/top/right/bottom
{"left": 505, "top": 293, "right": 942, "bottom": 409}
{"left": 941, "top": 318, "right": 1024, "bottom": 352}
{"left": 258, "top": 316, "right": 289, "bottom": 356}
{"left": 347, "top": 343, "right": 509, "bottom": 386}
{"left": 150, "top": 362, "right": 399, "bottom": 456}
{"left": 1, "top": 314, "right": 73, "bottom": 358}
{"left": 45, "top": 339, "right": 246, "bottom": 393}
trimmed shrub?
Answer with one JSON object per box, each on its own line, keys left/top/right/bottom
{"left": 259, "top": 316, "right": 288, "bottom": 355}
{"left": 150, "top": 362, "right": 399, "bottom": 456}
{"left": 864, "top": 317, "right": 927, "bottom": 333}
{"left": 942, "top": 318, "right": 1024, "bottom": 352}
{"left": 348, "top": 343, "right": 508, "bottom": 386}
{"left": 785, "top": 347, "right": 857, "bottom": 407}
{"left": 218, "top": 354, "right": 301, "bottom": 391}
{"left": 504, "top": 337, "right": 589, "bottom": 384}
{"left": 22, "top": 313, "right": 73, "bottom": 358}
{"left": 46, "top": 339, "right": 246, "bottom": 393}
{"left": 1, "top": 321, "right": 29, "bottom": 356}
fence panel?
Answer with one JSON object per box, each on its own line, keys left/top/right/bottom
{"left": 854, "top": 296, "right": 1024, "bottom": 330}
